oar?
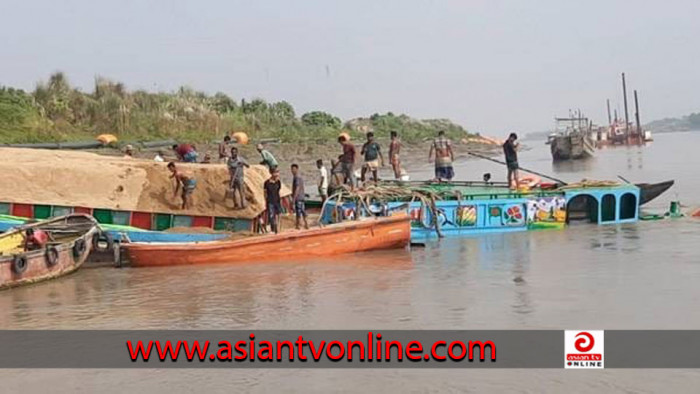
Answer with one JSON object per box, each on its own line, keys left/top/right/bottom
{"left": 617, "top": 175, "right": 631, "bottom": 184}
{"left": 466, "top": 151, "right": 568, "bottom": 185}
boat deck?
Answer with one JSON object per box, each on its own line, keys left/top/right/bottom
{"left": 370, "top": 180, "right": 637, "bottom": 201}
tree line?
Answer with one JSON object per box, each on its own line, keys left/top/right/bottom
{"left": 0, "top": 72, "right": 469, "bottom": 144}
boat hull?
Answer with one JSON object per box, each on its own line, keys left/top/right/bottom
{"left": 124, "top": 214, "right": 411, "bottom": 267}
{"left": 0, "top": 215, "right": 99, "bottom": 290}
{"left": 551, "top": 133, "right": 595, "bottom": 161}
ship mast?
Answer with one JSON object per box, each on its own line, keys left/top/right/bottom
{"left": 622, "top": 73, "right": 630, "bottom": 137}
{"left": 634, "top": 90, "right": 642, "bottom": 139}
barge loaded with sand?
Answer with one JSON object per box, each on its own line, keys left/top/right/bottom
{"left": 0, "top": 147, "right": 291, "bottom": 234}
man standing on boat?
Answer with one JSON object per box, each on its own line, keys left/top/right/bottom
{"left": 291, "top": 164, "right": 309, "bottom": 230}
{"left": 167, "top": 162, "right": 196, "bottom": 209}
{"left": 264, "top": 167, "right": 283, "bottom": 234}
{"left": 503, "top": 132, "right": 520, "bottom": 189}
{"left": 360, "top": 132, "right": 384, "bottom": 184}
{"left": 389, "top": 130, "right": 402, "bottom": 179}
{"left": 338, "top": 135, "right": 356, "bottom": 188}
{"left": 257, "top": 144, "right": 278, "bottom": 170}
{"left": 428, "top": 130, "right": 455, "bottom": 181}
{"left": 317, "top": 159, "right": 329, "bottom": 204}
{"left": 227, "top": 146, "right": 249, "bottom": 210}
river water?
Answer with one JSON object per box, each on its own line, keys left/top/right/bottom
{"left": 2, "top": 132, "right": 700, "bottom": 392}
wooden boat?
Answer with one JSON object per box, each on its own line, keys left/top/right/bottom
{"left": 550, "top": 116, "right": 596, "bottom": 161}
{"left": 0, "top": 214, "right": 99, "bottom": 290}
{"left": 123, "top": 214, "right": 411, "bottom": 267}
{"left": 551, "top": 132, "right": 595, "bottom": 160}
{"left": 637, "top": 180, "right": 675, "bottom": 206}
{"left": 319, "top": 179, "right": 660, "bottom": 240}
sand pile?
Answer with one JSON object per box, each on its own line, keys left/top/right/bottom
{"left": 0, "top": 147, "right": 289, "bottom": 219}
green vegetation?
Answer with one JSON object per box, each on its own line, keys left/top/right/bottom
{"left": 345, "top": 112, "right": 469, "bottom": 142}
{"left": 0, "top": 72, "right": 470, "bottom": 144}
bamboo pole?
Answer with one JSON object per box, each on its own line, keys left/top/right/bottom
{"left": 465, "top": 151, "right": 568, "bottom": 185}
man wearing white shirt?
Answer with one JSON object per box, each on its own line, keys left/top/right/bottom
{"left": 316, "top": 159, "right": 329, "bottom": 203}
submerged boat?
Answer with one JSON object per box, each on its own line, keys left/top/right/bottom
{"left": 320, "top": 179, "right": 673, "bottom": 241}
{"left": 550, "top": 116, "right": 596, "bottom": 161}
{"left": 123, "top": 214, "right": 411, "bottom": 267}
{"left": 0, "top": 214, "right": 99, "bottom": 290}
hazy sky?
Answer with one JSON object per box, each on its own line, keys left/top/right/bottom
{"left": 2, "top": 0, "right": 699, "bottom": 134}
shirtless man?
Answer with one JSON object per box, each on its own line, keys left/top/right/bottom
{"left": 388, "top": 130, "right": 402, "bottom": 179}
{"left": 218, "top": 135, "right": 232, "bottom": 163}
{"left": 227, "top": 147, "right": 250, "bottom": 209}
{"left": 167, "top": 162, "right": 196, "bottom": 209}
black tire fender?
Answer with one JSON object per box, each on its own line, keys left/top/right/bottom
{"left": 92, "top": 231, "right": 114, "bottom": 252}
{"left": 12, "top": 255, "right": 28, "bottom": 274}
{"left": 73, "top": 238, "right": 86, "bottom": 260}
{"left": 45, "top": 246, "right": 59, "bottom": 267}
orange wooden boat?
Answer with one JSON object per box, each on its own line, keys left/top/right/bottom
{"left": 123, "top": 214, "right": 411, "bottom": 267}
{"left": 0, "top": 214, "right": 100, "bottom": 290}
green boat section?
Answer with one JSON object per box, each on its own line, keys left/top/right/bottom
{"left": 0, "top": 213, "right": 149, "bottom": 232}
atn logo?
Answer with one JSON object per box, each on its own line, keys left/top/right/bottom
{"left": 564, "top": 330, "right": 604, "bottom": 369}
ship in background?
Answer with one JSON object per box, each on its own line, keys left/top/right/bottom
{"left": 596, "top": 72, "right": 653, "bottom": 147}
{"left": 549, "top": 113, "right": 596, "bottom": 161}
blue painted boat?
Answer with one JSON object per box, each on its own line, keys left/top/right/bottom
{"left": 0, "top": 216, "right": 24, "bottom": 232}
{"left": 108, "top": 231, "right": 229, "bottom": 243}
{"left": 320, "top": 180, "right": 648, "bottom": 240}
{"left": 0, "top": 215, "right": 229, "bottom": 243}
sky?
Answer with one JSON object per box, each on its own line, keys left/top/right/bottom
{"left": 2, "top": 0, "right": 699, "bottom": 134}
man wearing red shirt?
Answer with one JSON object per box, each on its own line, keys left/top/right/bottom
{"left": 24, "top": 228, "right": 49, "bottom": 251}
{"left": 171, "top": 144, "right": 199, "bottom": 163}
{"left": 337, "top": 135, "right": 356, "bottom": 188}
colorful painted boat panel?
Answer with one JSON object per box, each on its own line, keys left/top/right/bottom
{"left": 0, "top": 215, "right": 229, "bottom": 243}
{"left": 321, "top": 184, "right": 640, "bottom": 240}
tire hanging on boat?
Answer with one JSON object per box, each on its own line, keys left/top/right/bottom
{"left": 12, "top": 255, "right": 28, "bottom": 274}
{"left": 92, "top": 231, "right": 113, "bottom": 253}
{"left": 45, "top": 246, "right": 59, "bottom": 267}
{"left": 72, "top": 238, "right": 86, "bottom": 260}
